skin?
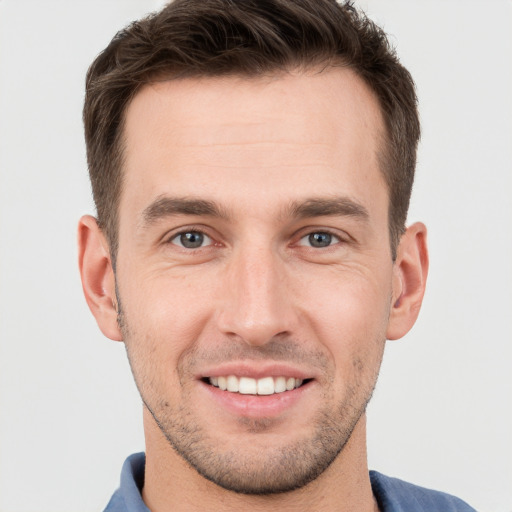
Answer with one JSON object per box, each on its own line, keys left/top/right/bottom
{"left": 79, "top": 68, "right": 428, "bottom": 512}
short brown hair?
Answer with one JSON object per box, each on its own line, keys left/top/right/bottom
{"left": 84, "top": 0, "right": 420, "bottom": 261}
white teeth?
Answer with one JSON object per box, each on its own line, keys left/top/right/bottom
{"left": 274, "top": 376, "right": 286, "bottom": 393}
{"left": 256, "top": 376, "right": 274, "bottom": 395}
{"left": 218, "top": 376, "right": 227, "bottom": 391}
{"left": 226, "top": 375, "right": 239, "bottom": 392}
{"left": 239, "top": 377, "right": 257, "bottom": 394}
{"left": 208, "top": 375, "right": 306, "bottom": 395}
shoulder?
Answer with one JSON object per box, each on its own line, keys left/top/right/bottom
{"left": 370, "top": 471, "right": 477, "bottom": 512}
{"left": 104, "top": 490, "right": 126, "bottom": 512}
{"left": 104, "top": 453, "right": 149, "bottom": 512}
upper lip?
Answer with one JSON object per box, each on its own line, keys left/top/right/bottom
{"left": 197, "top": 362, "right": 315, "bottom": 380}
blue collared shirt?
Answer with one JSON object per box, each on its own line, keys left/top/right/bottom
{"left": 104, "top": 452, "right": 477, "bottom": 512}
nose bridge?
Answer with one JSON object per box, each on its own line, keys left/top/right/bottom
{"left": 217, "top": 239, "right": 293, "bottom": 345}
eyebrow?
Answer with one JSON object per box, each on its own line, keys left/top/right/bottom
{"left": 140, "top": 194, "right": 369, "bottom": 228}
{"left": 288, "top": 197, "right": 369, "bottom": 221}
{"left": 141, "top": 196, "right": 229, "bottom": 226}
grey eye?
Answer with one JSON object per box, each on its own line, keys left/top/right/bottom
{"left": 171, "top": 231, "right": 212, "bottom": 249}
{"left": 299, "top": 232, "right": 340, "bottom": 248}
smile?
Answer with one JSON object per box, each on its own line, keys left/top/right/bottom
{"left": 208, "top": 376, "right": 305, "bottom": 395}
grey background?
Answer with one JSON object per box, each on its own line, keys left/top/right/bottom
{"left": 0, "top": 1, "right": 511, "bottom": 511}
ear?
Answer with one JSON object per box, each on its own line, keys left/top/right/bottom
{"left": 386, "top": 222, "right": 429, "bottom": 340}
{"left": 77, "top": 215, "right": 123, "bottom": 341}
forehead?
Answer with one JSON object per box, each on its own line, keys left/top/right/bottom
{"left": 120, "top": 68, "right": 387, "bottom": 216}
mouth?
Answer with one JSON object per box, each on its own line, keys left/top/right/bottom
{"left": 203, "top": 375, "right": 312, "bottom": 395}
{"left": 199, "top": 366, "right": 316, "bottom": 419}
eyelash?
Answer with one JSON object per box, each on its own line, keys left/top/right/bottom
{"left": 297, "top": 230, "right": 342, "bottom": 249}
{"left": 166, "top": 227, "right": 215, "bottom": 249}
{"left": 165, "top": 227, "right": 346, "bottom": 251}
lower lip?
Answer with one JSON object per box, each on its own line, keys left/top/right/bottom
{"left": 201, "top": 380, "right": 313, "bottom": 419}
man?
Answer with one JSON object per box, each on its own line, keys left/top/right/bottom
{"left": 78, "top": 0, "right": 476, "bottom": 510}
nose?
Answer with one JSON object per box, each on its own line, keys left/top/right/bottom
{"left": 216, "top": 244, "right": 297, "bottom": 346}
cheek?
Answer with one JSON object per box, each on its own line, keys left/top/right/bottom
{"left": 122, "top": 267, "right": 216, "bottom": 334}
{"left": 297, "top": 267, "right": 392, "bottom": 362}
{"left": 118, "top": 271, "right": 218, "bottom": 391}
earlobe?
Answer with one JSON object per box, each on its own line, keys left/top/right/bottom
{"left": 386, "top": 222, "right": 429, "bottom": 340}
{"left": 77, "top": 215, "right": 123, "bottom": 341}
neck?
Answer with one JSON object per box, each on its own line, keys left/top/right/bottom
{"left": 142, "top": 409, "right": 377, "bottom": 512}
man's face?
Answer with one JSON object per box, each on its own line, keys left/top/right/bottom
{"left": 116, "top": 69, "right": 396, "bottom": 493}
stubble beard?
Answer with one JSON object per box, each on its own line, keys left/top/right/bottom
{"left": 117, "top": 299, "right": 383, "bottom": 495}
{"left": 144, "top": 385, "right": 372, "bottom": 495}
